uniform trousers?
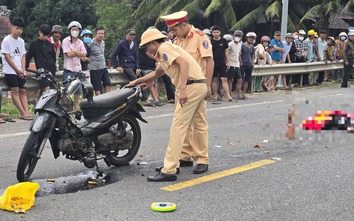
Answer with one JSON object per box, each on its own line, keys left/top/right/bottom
{"left": 161, "top": 83, "right": 208, "bottom": 174}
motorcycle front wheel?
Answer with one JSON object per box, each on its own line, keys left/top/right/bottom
{"left": 17, "top": 131, "right": 46, "bottom": 182}
{"left": 107, "top": 114, "right": 141, "bottom": 166}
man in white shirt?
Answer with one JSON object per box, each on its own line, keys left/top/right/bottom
{"left": 315, "top": 30, "right": 328, "bottom": 84}
{"left": 227, "top": 30, "right": 243, "bottom": 99}
{"left": 1, "top": 18, "right": 32, "bottom": 120}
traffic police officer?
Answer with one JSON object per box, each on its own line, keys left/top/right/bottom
{"left": 128, "top": 28, "right": 208, "bottom": 182}
{"left": 160, "top": 11, "right": 213, "bottom": 174}
{"left": 342, "top": 30, "right": 354, "bottom": 88}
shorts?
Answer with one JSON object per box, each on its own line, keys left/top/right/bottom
{"left": 90, "top": 68, "right": 112, "bottom": 92}
{"left": 241, "top": 65, "right": 253, "bottom": 82}
{"left": 4, "top": 74, "right": 26, "bottom": 89}
{"left": 63, "top": 70, "right": 82, "bottom": 95}
{"left": 212, "top": 66, "right": 227, "bottom": 78}
{"left": 39, "top": 72, "right": 56, "bottom": 90}
{"left": 227, "top": 66, "right": 241, "bottom": 80}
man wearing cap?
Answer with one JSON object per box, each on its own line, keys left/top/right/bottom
{"left": 342, "top": 30, "right": 354, "bottom": 88}
{"left": 26, "top": 24, "right": 56, "bottom": 98}
{"left": 282, "top": 33, "right": 294, "bottom": 86}
{"left": 48, "top": 25, "right": 63, "bottom": 72}
{"left": 270, "top": 31, "right": 288, "bottom": 90}
{"left": 302, "top": 29, "right": 317, "bottom": 86}
{"left": 128, "top": 28, "right": 208, "bottom": 181}
{"left": 160, "top": 11, "right": 214, "bottom": 174}
{"left": 111, "top": 28, "right": 154, "bottom": 106}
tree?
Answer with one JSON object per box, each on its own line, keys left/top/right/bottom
{"left": 299, "top": 0, "right": 341, "bottom": 33}
{"left": 10, "top": 0, "right": 98, "bottom": 41}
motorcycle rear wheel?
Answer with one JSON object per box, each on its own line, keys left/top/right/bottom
{"left": 107, "top": 115, "right": 141, "bottom": 166}
{"left": 17, "top": 131, "right": 45, "bottom": 182}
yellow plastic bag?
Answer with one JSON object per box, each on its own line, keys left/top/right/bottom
{"left": 0, "top": 182, "right": 40, "bottom": 213}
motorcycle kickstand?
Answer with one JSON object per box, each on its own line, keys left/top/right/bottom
{"left": 94, "top": 153, "right": 104, "bottom": 178}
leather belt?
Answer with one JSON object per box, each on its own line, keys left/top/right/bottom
{"left": 186, "top": 79, "right": 206, "bottom": 85}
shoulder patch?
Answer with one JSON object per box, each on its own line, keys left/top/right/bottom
{"left": 196, "top": 29, "right": 204, "bottom": 36}
{"left": 163, "top": 53, "right": 168, "bottom": 61}
{"left": 202, "top": 40, "right": 209, "bottom": 49}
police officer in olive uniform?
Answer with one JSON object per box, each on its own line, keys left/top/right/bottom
{"left": 342, "top": 30, "right": 354, "bottom": 88}
{"left": 160, "top": 11, "right": 214, "bottom": 174}
{"left": 128, "top": 28, "right": 208, "bottom": 182}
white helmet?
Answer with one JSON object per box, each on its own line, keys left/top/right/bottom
{"left": 68, "top": 21, "right": 82, "bottom": 29}
{"left": 203, "top": 28, "right": 211, "bottom": 35}
{"left": 223, "top": 34, "right": 233, "bottom": 42}
{"left": 246, "top": 32, "right": 257, "bottom": 38}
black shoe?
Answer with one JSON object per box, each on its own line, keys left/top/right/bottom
{"left": 179, "top": 160, "right": 193, "bottom": 167}
{"left": 193, "top": 164, "right": 208, "bottom": 174}
{"left": 155, "top": 166, "right": 180, "bottom": 174}
{"left": 147, "top": 172, "right": 177, "bottom": 182}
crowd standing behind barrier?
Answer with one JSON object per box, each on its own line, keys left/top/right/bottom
{"left": 0, "top": 16, "right": 351, "bottom": 124}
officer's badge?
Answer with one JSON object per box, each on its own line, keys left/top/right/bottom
{"left": 163, "top": 53, "right": 168, "bottom": 61}
{"left": 202, "top": 40, "right": 209, "bottom": 49}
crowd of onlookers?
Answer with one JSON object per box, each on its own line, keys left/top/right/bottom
{"left": 1, "top": 16, "right": 354, "bottom": 123}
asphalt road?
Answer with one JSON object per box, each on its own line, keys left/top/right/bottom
{"left": 0, "top": 85, "right": 354, "bottom": 221}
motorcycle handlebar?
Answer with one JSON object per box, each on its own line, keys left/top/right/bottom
{"left": 26, "top": 68, "right": 40, "bottom": 74}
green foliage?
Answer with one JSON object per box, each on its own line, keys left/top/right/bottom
{"left": 9, "top": 0, "right": 98, "bottom": 42}
{"left": 94, "top": 0, "right": 135, "bottom": 61}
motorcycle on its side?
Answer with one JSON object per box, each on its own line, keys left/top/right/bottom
{"left": 17, "top": 68, "right": 147, "bottom": 182}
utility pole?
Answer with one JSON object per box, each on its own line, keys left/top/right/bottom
{"left": 281, "top": 0, "right": 289, "bottom": 40}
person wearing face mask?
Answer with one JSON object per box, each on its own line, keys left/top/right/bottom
{"left": 292, "top": 30, "right": 308, "bottom": 87}
{"left": 240, "top": 32, "right": 256, "bottom": 99}
{"left": 80, "top": 29, "right": 92, "bottom": 83}
{"left": 62, "top": 21, "right": 87, "bottom": 111}
{"left": 302, "top": 29, "right": 317, "bottom": 86}
{"left": 227, "top": 30, "right": 243, "bottom": 99}
{"left": 26, "top": 24, "right": 56, "bottom": 99}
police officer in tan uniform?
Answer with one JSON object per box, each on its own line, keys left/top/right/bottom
{"left": 342, "top": 30, "right": 354, "bottom": 88}
{"left": 160, "top": 11, "right": 213, "bottom": 174}
{"left": 128, "top": 28, "right": 208, "bottom": 182}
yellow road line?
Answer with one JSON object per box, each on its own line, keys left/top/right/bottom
{"left": 161, "top": 159, "right": 276, "bottom": 191}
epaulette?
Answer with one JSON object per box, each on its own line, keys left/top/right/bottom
{"left": 195, "top": 29, "right": 204, "bottom": 36}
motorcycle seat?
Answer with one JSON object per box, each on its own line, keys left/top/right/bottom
{"left": 80, "top": 88, "right": 135, "bottom": 109}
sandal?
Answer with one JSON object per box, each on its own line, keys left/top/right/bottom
{"left": 0, "top": 118, "right": 6, "bottom": 124}
{"left": 144, "top": 102, "right": 156, "bottom": 107}
{"left": 20, "top": 116, "right": 34, "bottom": 121}
{"left": 4, "top": 118, "right": 16, "bottom": 123}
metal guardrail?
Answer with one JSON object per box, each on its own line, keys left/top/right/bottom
{"left": 0, "top": 61, "right": 344, "bottom": 91}
{"left": 0, "top": 69, "right": 130, "bottom": 91}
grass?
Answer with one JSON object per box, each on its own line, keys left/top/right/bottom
{"left": 1, "top": 96, "right": 35, "bottom": 118}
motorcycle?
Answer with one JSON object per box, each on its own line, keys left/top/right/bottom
{"left": 17, "top": 68, "right": 147, "bottom": 182}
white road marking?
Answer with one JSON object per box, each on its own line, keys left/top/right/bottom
{"left": 0, "top": 100, "right": 285, "bottom": 139}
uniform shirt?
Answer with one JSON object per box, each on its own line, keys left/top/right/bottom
{"left": 317, "top": 38, "right": 327, "bottom": 61}
{"left": 62, "top": 36, "right": 87, "bottom": 72}
{"left": 211, "top": 37, "right": 228, "bottom": 67}
{"left": 173, "top": 26, "right": 213, "bottom": 73}
{"left": 26, "top": 38, "right": 56, "bottom": 75}
{"left": 89, "top": 39, "right": 106, "bottom": 70}
{"left": 1, "top": 35, "right": 26, "bottom": 75}
{"left": 342, "top": 39, "right": 354, "bottom": 62}
{"left": 156, "top": 42, "right": 205, "bottom": 88}
{"left": 270, "top": 39, "right": 283, "bottom": 61}
{"left": 228, "top": 41, "right": 241, "bottom": 67}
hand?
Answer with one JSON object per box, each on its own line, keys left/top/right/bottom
{"left": 226, "top": 62, "right": 230, "bottom": 70}
{"left": 117, "top": 67, "right": 124, "bottom": 73}
{"left": 136, "top": 69, "right": 141, "bottom": 75}
{"left": 139, "top": 80, "right": 154, "bottom": 89}
{"left": 127, "top": 79, "right": 138, "bottom": 87}
{"left": 16, "top": 69, "right": 25, "bottom": 78}
{"left": 205, "top": 86, "right": 211, "bottom": 100}
{"left": 345, "top": 61, "right": 349, "bottom": 65}
{"left": 178, "top": 88, "right": 188, "bottom": 107}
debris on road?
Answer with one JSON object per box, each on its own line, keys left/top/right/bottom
{"left": 137, "top": 162, "right": 148, "bottom": 165}
{"left": 46, "top": 179, "right": 55, "bottom": 183}
{"left": 264, "top": 151, "right": 270, "bottom": 154}
{"left": 263, "top": 140, "right": 270, "bottom": 143}
{"left": 254, "top": 144, "right": 262, "bottom": 148}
